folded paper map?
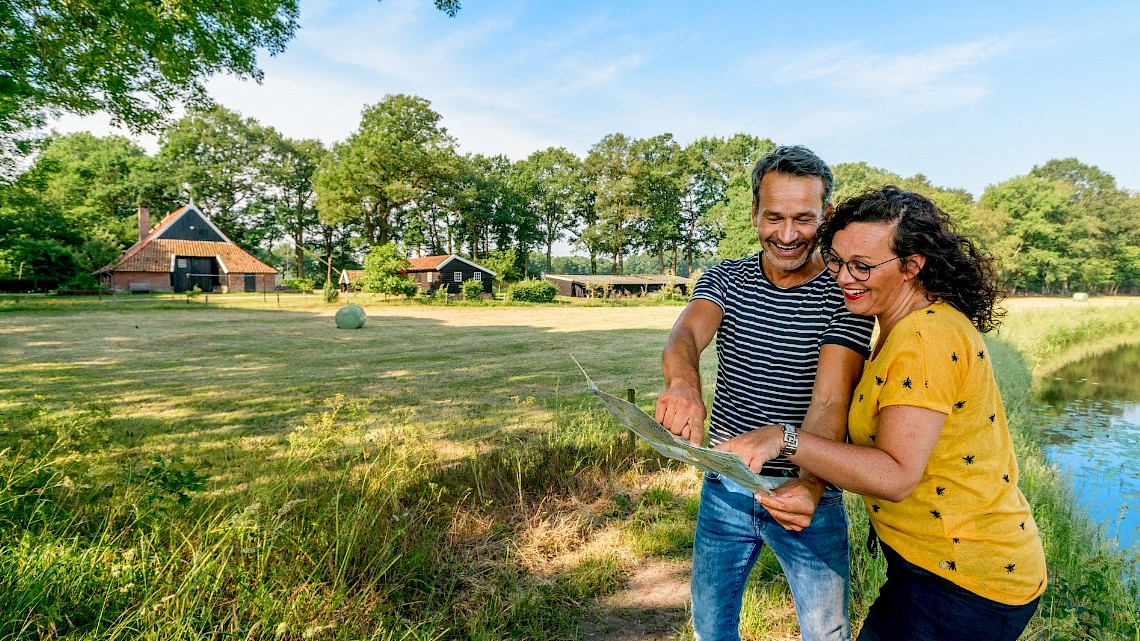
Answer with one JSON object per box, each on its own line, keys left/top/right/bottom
{"left": 574, "top": 358, "right": 791, "bottom": 496}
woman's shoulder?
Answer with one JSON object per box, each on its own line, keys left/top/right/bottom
{"left": 901, "top": 301, "right": 982, "bottom": 350}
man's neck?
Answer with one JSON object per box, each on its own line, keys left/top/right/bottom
{"left": 761, "top": 251, "right": 824, "bottom": 289}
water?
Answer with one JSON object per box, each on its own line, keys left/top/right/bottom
{"left": 1035, "top": 343, "right": 1140, "bottom": 550}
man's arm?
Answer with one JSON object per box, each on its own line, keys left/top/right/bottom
{"left": 724, "top": 343, "right": 865, "bottom": 530}
{"left": 656, "top": 299, "right": 723, "bottom": 446}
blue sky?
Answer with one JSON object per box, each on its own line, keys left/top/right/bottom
{"left": 54, "top": 0, "right": 1140, "bottom": 198}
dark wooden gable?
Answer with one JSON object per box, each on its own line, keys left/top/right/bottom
{"left": 154, "top": 207, "right": 226, "bottom": 242}
{"left": 437, "top": 256, "right": 493, "bottom": 278}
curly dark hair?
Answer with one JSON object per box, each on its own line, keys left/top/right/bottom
{"left": 818, "top": 187, "right": 1005, "bottom": 333}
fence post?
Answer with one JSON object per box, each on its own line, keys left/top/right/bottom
{"left": 627, "top": 388, "right": 638, "bottom": 451}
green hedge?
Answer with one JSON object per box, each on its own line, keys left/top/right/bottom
{"left": 508, "top": 279, "right": 557, "bottom": 303}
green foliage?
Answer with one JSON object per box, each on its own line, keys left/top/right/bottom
{"left": 508, "top": 279, "right": 557, "bottom": 303}
{"left": 322, "top": 279, "right": 339, "bottom": 303}
{"left": 360, "top": 243, "right": 417, "bottom": 297}
{"left": 480, "top": 248, "right": 519, "bottom": 289}
{"left": 137, "top": 455, "right": 209, "bottom": 508}
{"left": 460, "top": 278, "right": 484, "bottom": 300}
{"left": 279, "top": 277, "right": 314, "bottom": 291}
{"left": 314, "top": 94, "right": 458, "bottom": 247}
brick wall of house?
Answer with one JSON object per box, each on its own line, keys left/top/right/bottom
{"left": 218, "top": 273, "right": 275, "bottom": 293}
{"left": 110, "top": 271, "right": 172, "bottom": 293}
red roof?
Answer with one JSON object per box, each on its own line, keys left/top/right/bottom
{"left": 405, "top": 254, "right": 495, "bottom": 275}
{"left": 406, "top": 255, "right": 452, "bottom": 271}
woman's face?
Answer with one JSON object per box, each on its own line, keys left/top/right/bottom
{"left": 827, "top": 221, "right": 915, "bottom": 318}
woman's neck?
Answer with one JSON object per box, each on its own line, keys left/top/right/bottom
{"left": 874, "top": 286, "right": 934, "bottom": 355}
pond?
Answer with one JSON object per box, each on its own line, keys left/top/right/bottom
{"left": 1035, "top": 342, "right": 1140, "bottom": 551}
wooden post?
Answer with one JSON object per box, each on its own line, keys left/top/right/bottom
{"left": 627, "top": 388, "right": 638, "bottom": 451}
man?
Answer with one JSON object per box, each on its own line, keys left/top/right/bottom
{"left": 655, "top": 145, "right": 875, "bottom": 641}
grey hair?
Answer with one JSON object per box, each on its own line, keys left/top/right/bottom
{"left": 750, "top": 145, "right": 834, "bottom": 210}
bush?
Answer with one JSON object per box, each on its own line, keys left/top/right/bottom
{"left": 461, "top": 279, "right": 484, "bottom": 301}
{"left": 508, "top": 279, "right": 557, "bottom": 303}
{"left": 280, "top": 278, "right": 315, "bottom": 292}
{"left": 322, "top": 280, "right": 339, "bottom": 303}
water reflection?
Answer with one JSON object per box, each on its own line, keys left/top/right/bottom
{"left": 1035, "top": 343, "right": 1140, "bottom": 550}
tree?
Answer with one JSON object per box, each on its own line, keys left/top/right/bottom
{"left": 0, "top": 0, "right": 461, "bottom": 177}
{"left": 359, "top": 242, "right": 416, "bottom": 296}
{"left": 632, "top": 134, "right": 686, "bottom": 274}
{"left": 480, "top": 247, "right": 518, "bottom": 293}
{"left": 585, "top": 133, "right": 640, "bottom": 274}
{"left": 258, "top": 135, "right": 326, "bottom": 279}
{"left": 314, "top": 94, "right": 457, "bottom": 247}
{"left": 515, "top": 147, "right": 585, "bottom": 273}
{"left": 158, "top": 105, "right": 274, "bottom": 244}
{"left": 979, "top": 175, "right": 1074, "bottom": 294}
{"left": 689, "top": 134, "right": 774, "bottom": 260}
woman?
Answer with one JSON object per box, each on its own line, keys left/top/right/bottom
{"left": 720, "top": 187, "right": 1046, "bottom": 640}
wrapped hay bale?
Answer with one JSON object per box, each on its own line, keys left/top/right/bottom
{"left": 334, "top": 304, "right": 367, "bottom": 329}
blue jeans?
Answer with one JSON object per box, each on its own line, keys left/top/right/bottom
{"left": 856, "top": 542, "right": 1040, "bottom": 641}
{"left": 691, "top": 471, "right": 851, "bottom": 641}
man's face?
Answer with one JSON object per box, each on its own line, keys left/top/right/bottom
{"left": 752, "top": 172, "right": 830, "bottom": 275}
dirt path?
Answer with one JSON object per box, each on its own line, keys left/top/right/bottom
{"left": 576, "top": 559, "right": 692, "bottom": 640}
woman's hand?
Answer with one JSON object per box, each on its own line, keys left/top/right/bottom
{"left": 714, "top": 424, "right": 784, "bottom": 472}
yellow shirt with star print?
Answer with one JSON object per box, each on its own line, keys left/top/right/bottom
{"left": 849, "top": 300, "right": 1046, "bottom": 605}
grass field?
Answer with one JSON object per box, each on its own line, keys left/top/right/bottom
{"left": 1, "top": 294, "right": 1138, "bottom": 639}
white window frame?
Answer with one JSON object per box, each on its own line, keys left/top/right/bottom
{"left": 453, "top": 271, "right": 462, "bottom": 283}
{"left": 473, "top": 272, "right": 482, "bottom": 282}
{"left": 426, "top": 272, "right": 433, "bottom": 283}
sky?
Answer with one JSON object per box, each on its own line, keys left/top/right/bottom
{"left": 52, "top": 0, "right": 1140, "bottom": 202}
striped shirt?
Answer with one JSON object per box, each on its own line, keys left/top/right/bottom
{"left": 692, "top": 252, "right": 875, "bottom": 476}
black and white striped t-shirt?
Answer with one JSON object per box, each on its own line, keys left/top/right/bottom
{"left": 692, "top": 252, "right": 875, "bottom": 476}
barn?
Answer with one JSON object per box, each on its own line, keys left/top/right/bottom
{"left": 543, "top": 274, "right": 692, "bottom": 298}
{"left": 337, "top": 255, "right": 494, "bottom": 294}
{"left": 95, "top": 205, "right": 277, "bottom": 293}
{"left": 405, "top": 255, "right": 495, "bottom": 294}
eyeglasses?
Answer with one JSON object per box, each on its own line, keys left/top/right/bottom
{"left": 822, "top": 250, "right": 907, "bottom": 282}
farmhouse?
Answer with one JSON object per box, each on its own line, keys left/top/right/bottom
{"left": 96, "top": 205, "right": 277, "bottom": 293}
{"left": 544, "top": 273, "right": 692, "bottom": 298}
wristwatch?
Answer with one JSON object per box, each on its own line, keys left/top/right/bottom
{"left": 779, "top": 423, "right": 798, "bottom": 457}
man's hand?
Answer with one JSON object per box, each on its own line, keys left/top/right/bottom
{"left": 655, "top": 382, "right": 706, "bottom": 446}
{"left": 713, "top": 424, "right": 783, "bottom": 471}
{"left": 758, "top": 477, "right": 825, "bottom": 531}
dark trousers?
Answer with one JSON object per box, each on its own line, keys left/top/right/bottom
{"left": 857, "top": 541, "right": 1040, "bottom": 641}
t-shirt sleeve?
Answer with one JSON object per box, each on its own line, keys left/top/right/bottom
{"left": 690, "top": 265, "right": 728, "bottom": 311}
{"left": 821, "top": 304, "right": 875, "bottom": 357}
{"left": 877, "top": 326, "right": 958, "bottom": 415}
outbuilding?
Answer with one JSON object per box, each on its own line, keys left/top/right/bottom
{"left": 405, "top": 254, "right": 495, "bottom": 294}
{"left": 543, "top": 273, "right": 692, "bottom": 298}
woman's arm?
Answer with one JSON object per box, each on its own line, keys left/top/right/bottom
{"left": 719, "top": 404, "right": 947, "bottom": 502}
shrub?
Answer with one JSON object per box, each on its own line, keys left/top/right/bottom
{"left": 322, "top": 280, "right": 339, "bottom": 303}
{"left": 461, "top": 279, "right": 484, "bottom": 301}
{"left": 508, "top": 279, "right": 557, "bottom": 303}
{"left": 280, "top": 278, "right": 315, "bottom": 291}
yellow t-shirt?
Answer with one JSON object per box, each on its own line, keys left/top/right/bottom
{"left": 849, "top": 301, "right": 1047, "bottom": 605}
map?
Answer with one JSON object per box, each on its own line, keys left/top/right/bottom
{"left": 574, "top": 359, "right": 792, "bottom": 496}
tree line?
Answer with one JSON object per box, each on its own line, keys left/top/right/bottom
{"left": 1, "top": 94, "right": 1137, "bottom": 295}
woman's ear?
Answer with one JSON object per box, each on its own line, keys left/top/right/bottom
{"left": 903, "top": 254, "right": 926, "bottom": 281}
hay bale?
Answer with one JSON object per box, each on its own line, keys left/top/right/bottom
{"left": 334, "top": 304, "right": 367, "bottom": 329}
{"left": 1072, "top": 292, "right": 1089, "bottom": 302}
